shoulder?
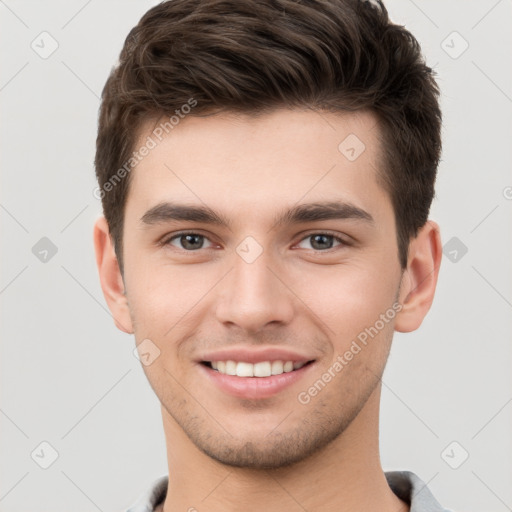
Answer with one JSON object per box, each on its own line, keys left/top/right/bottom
{"left": 124, "top": 475, "right": 168, "bottom": 512}
{"left": 385, "top": 470, "right": 451, "bottom": 512}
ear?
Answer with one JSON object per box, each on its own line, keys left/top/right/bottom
{"left": 394, "top": 220, "right": 442, "bottom": 333}
{"left": 93, "top": 215, "right": 133, "bottom": 334}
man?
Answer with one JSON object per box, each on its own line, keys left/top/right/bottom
{"left": 93, "top": 0, "right": 446, "bottom": 510}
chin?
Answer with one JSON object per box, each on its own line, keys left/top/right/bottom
{"left": 190, "top": 421, "right": 346, "bottom": 470}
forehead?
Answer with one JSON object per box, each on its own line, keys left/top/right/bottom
{"left": 125, "top": 108, "right": 390, "bottom": 227}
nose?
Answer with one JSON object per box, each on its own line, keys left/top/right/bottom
{"left": 215, "top": 247, "right": 294, "bottom": 333}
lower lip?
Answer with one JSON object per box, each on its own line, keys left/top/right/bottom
{"left": 199, "top": 363, "right": 314, "bottom": 400}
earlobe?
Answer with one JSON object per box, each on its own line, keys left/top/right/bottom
{"left": 394, "top": 220, "right": 442, "bottom": 333}
{"left": 93, "top": 216, "right": 133, "bottom": 334}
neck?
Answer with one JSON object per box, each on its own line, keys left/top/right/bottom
{"left": 160, "top": 384, "right": 409, "bottom": 512}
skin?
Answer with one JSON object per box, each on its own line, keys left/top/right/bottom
{"left": 94, "top": 108, "right": 442, "bottom": 512}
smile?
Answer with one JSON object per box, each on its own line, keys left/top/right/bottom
{"left": 203, "top": 360, "right": 310, "bottom": 377}
{"left": 199, "top": 359, "right": 316, "bottom": 400}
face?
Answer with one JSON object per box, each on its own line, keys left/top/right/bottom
{"left": 118, "top": 109, "right": 406, "bottom": 468}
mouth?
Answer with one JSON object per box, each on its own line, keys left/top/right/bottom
{"left": 198, "top": 356, "right": 316, "bottom": 400}
{"left": 201, "top": 359, "right": 314, "bottom": 377}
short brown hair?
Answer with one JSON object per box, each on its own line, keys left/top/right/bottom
{"left": 95, "top": 0, "right": 442, "bottom": 273}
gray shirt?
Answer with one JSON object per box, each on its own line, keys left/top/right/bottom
{"left": 125, "top": 471, "right": 450, "bottom": 512}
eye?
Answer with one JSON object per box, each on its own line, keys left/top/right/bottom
{"left": 165, "top": 232, "right": 214, "bottom": 251}
{"left": 162, "top": 231, "right": 348, "bottom": 252}
{"left": 296, "top": 233, "right": 346, "bottom": 251}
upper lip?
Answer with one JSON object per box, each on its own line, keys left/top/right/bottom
{"left": 198, "top": 346, "right": 316, "bottom": 364}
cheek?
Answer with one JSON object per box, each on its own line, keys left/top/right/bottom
{"left": 124, "top": 259, "right": 218, "bottom": 337}
{"left": 289, "top": 259, "right": 400, "bottom": 343}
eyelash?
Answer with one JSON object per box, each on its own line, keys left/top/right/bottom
{"left": 161, "top": 231, "right": 350, "bottom": 252}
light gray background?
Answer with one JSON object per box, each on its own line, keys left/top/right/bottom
{"left": 1, "top": 1, "right": 511, "bottom": 511}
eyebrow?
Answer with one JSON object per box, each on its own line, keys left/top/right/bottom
{"left": 140, "top": 201, "right": 374, "bottom": 228}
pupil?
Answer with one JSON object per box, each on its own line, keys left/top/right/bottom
{"left": 312, "top": 234, "right": 332, "bottom": 250}
{"left": 182, "top": 234, "right": 202, "bottom": 250}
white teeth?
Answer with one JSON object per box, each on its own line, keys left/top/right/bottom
{"left": 254, "top": 361, "right": 272, "bottom": 377}
{"left": 271, "top": 360, "right": 283, "bottom": 375}
{"left": 236, "top": 362, "right": 254, "bottom": 377}
{"left": 210, "top": 360, "right": 307, "bottom": 377}
{"left": 225, "top": 360, "right": 237, "bottom": 376}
